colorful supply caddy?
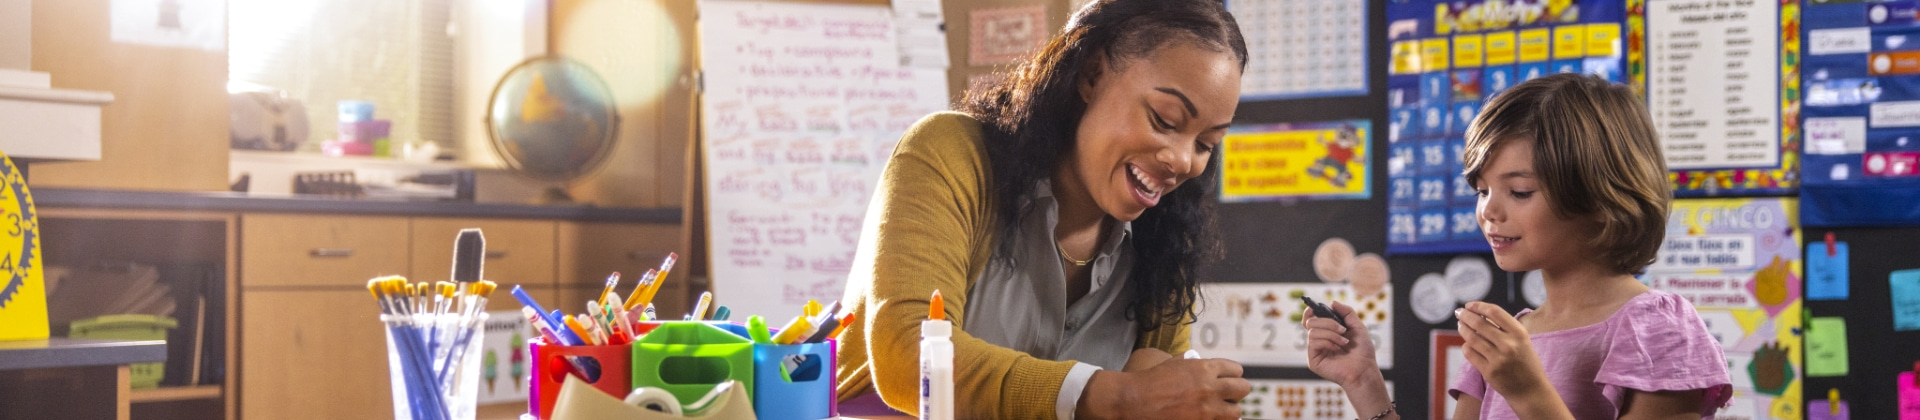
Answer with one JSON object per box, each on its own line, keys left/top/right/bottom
{"left": 508, "top": 251, "right": 848, "bottom": 420}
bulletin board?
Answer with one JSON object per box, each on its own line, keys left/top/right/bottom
{"left": 1797, "top": 0, "right": 1920, "bottom": 227}
{"left": 1383, "top": 0, "right": 1629, "bottom": 256}
{"left": 1630, "top": 0, "right": 1803, "bottom": 197}
{"left": 1800, "top": 226, "right": 1920, "bottom": 420}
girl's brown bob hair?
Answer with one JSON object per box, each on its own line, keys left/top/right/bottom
{"left": 1462, "top": 73, "right": 1671, "bottom": 275}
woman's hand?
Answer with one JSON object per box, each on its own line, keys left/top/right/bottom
{"left": 1455, "top": 302, "right": 1549, "bottom": 403}
{"left": 1080, "top": 357, "right": 1250, "bottom": 420}
{"left": 1303, "top": 300, "right": 1379, "bottom": 388}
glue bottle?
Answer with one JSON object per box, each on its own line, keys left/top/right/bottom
{"left": 920, "top": 290, "right": 954, "bottom": 420}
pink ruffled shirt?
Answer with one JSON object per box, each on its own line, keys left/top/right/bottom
{"left": 1448, "top": 290, "right": 1732, "bottom": 419}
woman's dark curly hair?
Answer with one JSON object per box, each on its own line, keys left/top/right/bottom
{"left": 958, "top": 0, "right": 1247, "bottom": 330}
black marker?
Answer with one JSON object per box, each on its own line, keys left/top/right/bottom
{"left": 1301, "top": 296, "right": 1350, "bottom": 330}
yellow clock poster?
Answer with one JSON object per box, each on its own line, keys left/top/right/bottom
{"left": 1220, "top": 120, "right": 1371, "bottom": 202}
{"left": 0, "top": 151, "right": 47, "bottom": 341}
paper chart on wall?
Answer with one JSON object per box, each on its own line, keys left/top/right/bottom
{"left": 1228, "top": 0, "right": 1370, "bottom": 99}
{"left": 1238, "top": 379, "right": 1394, "bottom": 420}
{"left": 1194, "top": 283, "right": 1393, "bottom": 369}
{"left": 1645, "top": 0, "right": 1782, "bottom": 170}
{"left": 1646, "top": 197, "right": 1803, "bottom": 419}
{"left": 698, "top": 0, "right": 951, "bottom": 318}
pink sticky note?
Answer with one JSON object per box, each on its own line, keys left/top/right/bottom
{"left": 1810, "top": 400, "right": 1849, "bottom": 420}
{"left": 1902, "top": 372, "right": 1920, "bottom": 420}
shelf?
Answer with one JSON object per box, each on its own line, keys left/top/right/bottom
{"left": 130, "top": 385, "right": 222, "bottom": 403}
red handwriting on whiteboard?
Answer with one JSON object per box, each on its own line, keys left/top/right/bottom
{"left": 820, "top": 18, "right": 890, "bottom": 41}
{"left": 782, "top": 276, "right": 847, "bottom": 305}
{"left": 747, "top": 64, "right": 846, "bottom": 79}
{"left": 755, "top": 106, "right": 798, "bottom": 132}
{"left": 837, "top": 215, "right": 863, "bottom": 246}
{"left": 734, "top": 11, "right": 811, "bottom": 35}
{"left": 831, "top": 138, "right": 868, "bottom": 165}
{"left": 810, "top": 251, "right": 854, "bottom": 273}
{"left": 805, "top": 106, "right": 841, "bottom": 133}
{"left": 785, "top": 139, "right": 825, "bottom": 165}
{"left": 713, "top": 101, "right": 749, "bottom": 135}
{"left": 785, "top": 45, "right": 875, "bottom": 64}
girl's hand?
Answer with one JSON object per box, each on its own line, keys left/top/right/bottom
{"left": 1456, "top": 302, "right": 1547, "bottom": 397}
{"left": 1303, "top": 300, "right": 1379, "bottom": 388}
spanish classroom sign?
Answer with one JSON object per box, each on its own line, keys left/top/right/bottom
{"left": 1221, "top": 120, "right": 1372, "bottom": 202}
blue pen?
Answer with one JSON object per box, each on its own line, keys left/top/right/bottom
{"left": 713, "top": 306, "right": 732, "bottom": 321}
{"left": 510, "top": 286, "right": 585, "bottom": 346}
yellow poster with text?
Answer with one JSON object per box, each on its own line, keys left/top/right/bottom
{"left": 0, "top": 151, "right": 47, "bottom": 341}
{"left": 1553, "top": 25, "right": 1587, "bottom": 59}
{"left": 1484, "top": 31, "right": 1517, "bottom": 66}
{"left": 1420, "top": 38, "right": 1450, "bottom": 72}
{"left": 1585, "top": 23, "right": 1622, "bottom": 57}
{"left": 1454, "top": 34, "right": 1485, "bottom": 68}
{"left": 1517, "top": 28, "right": 1551, "bottom": 63}
{"left": 1222, "top": 120, "right": 1371, "bottom": 202}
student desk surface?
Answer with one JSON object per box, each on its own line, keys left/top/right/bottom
{"left": 0, "top": 338, "right": 168, "bottom": 420}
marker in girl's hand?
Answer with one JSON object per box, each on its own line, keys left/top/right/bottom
{"left": 1300, "top": 296, "right": 1349, "bottom": 330}
{"left": 1183, "top": 350, "right": 1201, "bottom": 359}
{"left": 1456, "top": 307, "right": 1507, "bottom": 332}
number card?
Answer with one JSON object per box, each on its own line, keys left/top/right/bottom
{"left": 1194, "top": 283, "right": 1393, "bottom": 368}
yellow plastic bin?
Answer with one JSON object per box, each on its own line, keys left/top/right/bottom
{"left": 69, "top": 314, "right": 178, "bottom": 389}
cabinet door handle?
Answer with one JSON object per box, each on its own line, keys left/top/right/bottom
{"left": 486, "top": 250, "right": 508, "bottom": 259}
{"left": 309, "top": 248, "right": 354, "bottom": 258}
{"left": 627, "top": 251, "right": 650, "bottom": 260}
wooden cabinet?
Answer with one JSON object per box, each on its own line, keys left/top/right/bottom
{"left": 238, "top": 214, "right": 595, "bottom": 420}
{"left": 558, "top": 222, "right": 689, "bottom": 319}
{"left": 238, "top": 290, "right": 392, "bottom": 420}
{"left": 240, "top": 214, "right": 411, "bottom": 287}
{"left": 37, "top": 194, "right": 680, "bottom": 420}
{"left": 410, "top": 218, "right": 557, "bottom": 291}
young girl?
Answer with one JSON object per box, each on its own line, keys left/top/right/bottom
{"left": 1305, "top": 73, "right": 1732, "bottom": 420}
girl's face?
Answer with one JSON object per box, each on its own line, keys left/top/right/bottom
{"left": 1475, "top": 139, "right": 1601, "bottom": 273}
{"left": 1067, "top": 44, "right": 1241, "bottom": 222}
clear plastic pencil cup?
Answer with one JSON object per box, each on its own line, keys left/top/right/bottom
{"left": 384, "top": 313, "right": 487, "bottom": 420}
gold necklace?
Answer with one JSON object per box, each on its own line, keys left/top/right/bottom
{"left": 1056, "top": 241, "right": 1091, "bottom": 267}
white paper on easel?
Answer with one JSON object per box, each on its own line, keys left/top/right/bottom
{"left": 699, "top": 0, "right": 951, "bottom": 318}
{"left": 1193, "top": 283, "right": 1393, "bottom": 369}
{"left": 894, "top": 0, "right": 950, "bottom": 69}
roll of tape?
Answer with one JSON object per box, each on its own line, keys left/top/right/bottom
{"left": 623, "top": 387, "right": 682, "bottom": 415}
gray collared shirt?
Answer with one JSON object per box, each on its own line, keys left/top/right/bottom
{"left": 963, "top": 181, "right": 1136, "bottom": 420}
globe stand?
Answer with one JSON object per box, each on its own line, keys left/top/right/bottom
{"left": 534, "top": 186, "right": 576, "bottom": 205}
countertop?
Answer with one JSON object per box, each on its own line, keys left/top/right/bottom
{"left": 0, "top": 338, "right": 168, "bottom": 370}
{"left": 31, "top": 187, "right": 683, "bottom": 223}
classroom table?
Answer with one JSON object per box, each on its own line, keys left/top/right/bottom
{"left": 0, "top": 338, "right": 168, "bottom": 420}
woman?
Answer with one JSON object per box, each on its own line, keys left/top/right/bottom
{"left": 834, "top": 1, "right": 1252, "bottom": 419}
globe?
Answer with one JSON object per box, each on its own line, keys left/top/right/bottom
{"left": 485, "top": 56, "right": 619, "bottom": 183}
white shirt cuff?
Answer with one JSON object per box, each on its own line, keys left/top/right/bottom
{"left": 1056, "top": 362, "right": 1102, "bottom": 420}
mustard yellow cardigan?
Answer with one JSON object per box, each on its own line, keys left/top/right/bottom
{"left": 833, "top": 112, "right": 1191, "bottom": 419}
